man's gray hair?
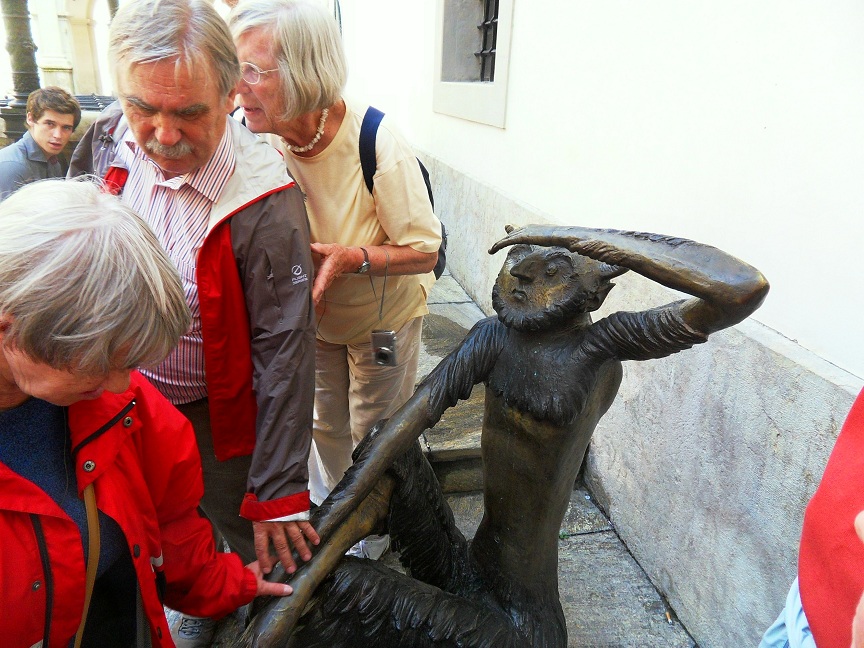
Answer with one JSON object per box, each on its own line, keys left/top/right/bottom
{"left": 0, "top": 179, "right": 191, "bottom": 373}
{"left": 110, "top": 0, "right": 240, "bottom": 97}
{"left": 230, "top": 0, "right": 347, "bottom": 121}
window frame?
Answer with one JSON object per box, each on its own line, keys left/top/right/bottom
{"left": 433, "top": 0, "right": 515, "bottom": 128}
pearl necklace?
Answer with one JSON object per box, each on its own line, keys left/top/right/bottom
{"left": 284, "top": 108, "right": 329, "bottom": 153}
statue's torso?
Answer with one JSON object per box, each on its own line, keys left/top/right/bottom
{"left": 473, "top": 328, "right": 623, "bottom": 579}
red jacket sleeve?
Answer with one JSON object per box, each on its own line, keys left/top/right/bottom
{"left": 799, "top": 388, "right": 864, "bottom": 648}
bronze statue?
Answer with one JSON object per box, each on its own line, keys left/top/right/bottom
{"left": 229, "top": 225, "right": 769, "bottom": 648}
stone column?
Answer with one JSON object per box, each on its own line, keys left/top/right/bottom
{"left": 1, "top": 0, "right": 39, "bottom": 141}
{"left": 29, "top": 0, "right": 75, "bottom": 93}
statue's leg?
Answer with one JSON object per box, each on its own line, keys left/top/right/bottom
{"left": 289, "top": 559, "right": 531, "bottom": 648}
{"left": 384, "top": 438, "right": 475, "bottom": 595}
{"left": 228, "top": 422, "right": 474, "bottom": 647}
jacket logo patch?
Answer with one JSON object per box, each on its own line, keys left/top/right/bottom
{"left": 291, "top": 264, "right": 308, "bottom": 285}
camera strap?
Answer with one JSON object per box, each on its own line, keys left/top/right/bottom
{"left": 379, "top": 250, "right": 389, "bottom": 320}
{"left": 368, "top": 248, "right": 389, "bottom": 322}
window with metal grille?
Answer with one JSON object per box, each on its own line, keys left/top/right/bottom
{"left": 477, "top": 0, "right": 498, "bottom": 82}
{"left": 434, "top": 0, "right": 513, "bottom": 127}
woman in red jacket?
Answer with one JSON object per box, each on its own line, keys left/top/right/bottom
{"left": 0, "top": 179, "right": 291, "bottom": 648}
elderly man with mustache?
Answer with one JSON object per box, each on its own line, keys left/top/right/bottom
{"left": 69, "top": 0, "right": 318, "bottom": 643}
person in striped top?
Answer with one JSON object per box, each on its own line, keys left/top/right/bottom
{"left": 69, "top": 0, "right": 319, "bottom": 610}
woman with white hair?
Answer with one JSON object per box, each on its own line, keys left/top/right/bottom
{"left": 0, "top": 180, "right": 291, "bottom": 648}
{"left": 229, "top": 1, "right": 442, "bottom": 559}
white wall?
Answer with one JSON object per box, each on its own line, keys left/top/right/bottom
{"left": 340, "top": 0, "right": 864, "bottom": 380}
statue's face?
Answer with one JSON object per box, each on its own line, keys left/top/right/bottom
{"left": 492, "top": 245, "right": 603, "bottom": 332}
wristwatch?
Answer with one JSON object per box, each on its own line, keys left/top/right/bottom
{"left": 356, "top": 247, "right": 371, "bottom": 274}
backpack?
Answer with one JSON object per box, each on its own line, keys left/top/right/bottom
{"left": 359, "top": 106, "right": 447, "bottom": 280}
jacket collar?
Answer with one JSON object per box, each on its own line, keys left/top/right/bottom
{"left": 22, "top": 131, "right": 55, "bottom": 164}
{"left": 66, "top": 382, "right": 139, "bottom": 490}
{"left": 67, "top": 385, "right": 135, "bottom": 444}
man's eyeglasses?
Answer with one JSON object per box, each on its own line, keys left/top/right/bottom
{"left": 240, "top": 62, "right": 278, "bottom": 85}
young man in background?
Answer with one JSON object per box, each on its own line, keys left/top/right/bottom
{"left": 0, "top": 86, "right": 80, "bottom": 199}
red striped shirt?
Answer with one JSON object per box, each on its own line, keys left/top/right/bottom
{"left": 116, "top": 126, "right": 236, "bottom": 404}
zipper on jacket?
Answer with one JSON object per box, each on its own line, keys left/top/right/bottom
{"left": 30, "top": 514, "right": 54, "bottom": 648}
{"left": 70, "top": 399, "right": 136, "bottom": 457}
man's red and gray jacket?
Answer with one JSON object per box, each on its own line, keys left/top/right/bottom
{"left": 69, "top": 102, "right": 316, "bottom": 521}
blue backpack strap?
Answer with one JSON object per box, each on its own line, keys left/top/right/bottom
{"left": 359, "top": 105, "right": 446, "bottom": 279}
{"left": 359, "top": 106, "right": 385, "bottom": 194}
{"left": 417, "top": 159, "right": 434, "bottom": 210}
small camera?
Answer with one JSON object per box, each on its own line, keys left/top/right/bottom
{"left": 371, "top": 329, "right": 397, "bottom": 366}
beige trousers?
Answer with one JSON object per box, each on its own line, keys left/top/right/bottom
{"left": 308, "top": 316, "right": 423, "bottom": 505}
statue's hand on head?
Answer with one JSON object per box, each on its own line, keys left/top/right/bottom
{"left": 489, "top": 224, "right": 617, "bottom": 259}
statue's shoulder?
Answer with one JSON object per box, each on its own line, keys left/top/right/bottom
{"left": 469, "top": 315, "right": 503, "bottom": 333}
{"left": 461, "top": 316, "right": 508, "bottom": 351}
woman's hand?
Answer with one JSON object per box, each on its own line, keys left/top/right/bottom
{"left": 310, "top": 242, "right": 360, "bottom": 304}
{"left": 245, "top": 560, "right": 293, "bottom": 597}
{"left": 309, "top": 241, "right": 438, "bottom": 305}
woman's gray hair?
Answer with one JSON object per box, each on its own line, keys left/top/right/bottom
{"left": 110, "top": 0, "right": 240, "bottom": 97}
{"left": 230, "top": 0, "right": 347, "bottom": 121}
{"left": 0, "top": 179, "right": 191, "bottom": 373}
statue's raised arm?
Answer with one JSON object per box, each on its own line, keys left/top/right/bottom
{"left": 489, "top": 224, "right": 769, "bottom": 336}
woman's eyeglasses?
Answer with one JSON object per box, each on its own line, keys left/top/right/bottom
{"left": 240, "top": 62, "right": 278, "bottom": 85}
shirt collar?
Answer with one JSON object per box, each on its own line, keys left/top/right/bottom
{"left": 22, "top": 131, "right": 57, "bottom": 164}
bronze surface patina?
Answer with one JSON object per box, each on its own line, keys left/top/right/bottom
{"left": 227, "top": 225, "right": 769, "bottom": 648}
